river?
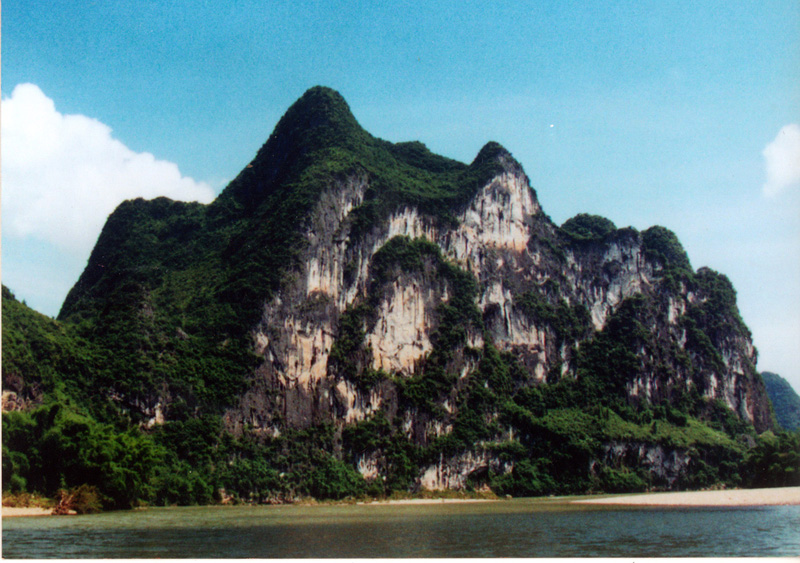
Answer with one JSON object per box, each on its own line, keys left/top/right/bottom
{"left": 3, "top": 498, "right": 799, "bottom": 558}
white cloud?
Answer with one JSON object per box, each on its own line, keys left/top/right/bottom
{"left": 1, "top": 83, "right": 215, "bottom": 256}
{"left": 763, "top": 123, "right": 800, "bottom": 197}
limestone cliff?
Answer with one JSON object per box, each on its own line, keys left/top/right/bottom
{"left": 224, "top": 142, "right": 769, "bottom": 428}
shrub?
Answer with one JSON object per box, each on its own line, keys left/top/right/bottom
{"left": 53, "top": 484, "right": 103, "bottom": 515}
{"left": 561, "top": 214, "right": 617, "bottom": 241}
{"left": 594, "top": 466, "right": 647, "bottom": 493}
{"left": 642, "top": 226, "right": 691, "bottom": 271}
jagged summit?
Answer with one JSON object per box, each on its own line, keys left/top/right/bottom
{"left": 213, "top": 88, "right": 535, "bottom": 225}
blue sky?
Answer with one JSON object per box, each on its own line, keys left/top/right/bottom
{"left": 3, "top": 1, "right": 799, "bottom": 392}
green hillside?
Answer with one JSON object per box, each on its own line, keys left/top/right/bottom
{"left": 763, "top": 372, "right": 800, "bottom": 431}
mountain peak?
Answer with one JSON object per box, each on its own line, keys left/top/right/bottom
{"left": 473, "top": 141, "right": 510, "bottom": 162}
{"left": 264, "top": 86, "right": 366, "bottom": 153}
{"left": 466, "top": 141, "right": 526, "bottom": 186}
{"left": 471, "top": 141, "right": 524, "bottom": 176}
{"left": 217, "top": 87, "right": 368, "bottom": 211}
{"left": 292, "top": 86, "right": 351, "bottom": 114}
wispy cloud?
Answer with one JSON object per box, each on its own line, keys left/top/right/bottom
{"left": 1, "top": 83, "right": 215, "bottom": 256}
{"left": 763, "top": 123, "right": 800, "bottom": 198}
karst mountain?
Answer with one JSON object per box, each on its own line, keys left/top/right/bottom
{"left": 5, "top": 86, "right": 791, "bottom": 507}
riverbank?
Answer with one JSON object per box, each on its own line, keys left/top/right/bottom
{"left": 2, "top": 492, "right": 58, "bottom": 518}
{"left": 360, "top": 497, "right": 498, "bottom": 505}
{"left": 2, "top": 506, "right": 57, "bottom": 517}
{"left": 573, "top": 486, "right": 800, "bottom": 507}
{"left": 7, "top": 486, "right": 799, "bottom": 516}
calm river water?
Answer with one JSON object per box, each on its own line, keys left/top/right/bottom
{"left": 3, "top": 498, "right": 799, "bottom": 558}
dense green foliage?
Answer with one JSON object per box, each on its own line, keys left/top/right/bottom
{"left": 54, "top": 198, "right": 257, "bottom": 412}
{"left": 762, "top": 372, "right": 800, "bottom": 431}
{"left": 1, "top": 287, "right": 100, "bottom": 408}
{"left": 743, "top": 430, "right": 800, "bottom": 488}
{"left": 560, "top": 214, "right": 617, "bottom": 241}
{"left": 1, "top": 402, "right": 372, "bottom": 506}
{"left": 686, "top": 267, "right": 751, "bottom": 344}
{"left": 574, "top": 295, "right": 651, "bottom": 401}
{"left": 2, "top": 403, "right": 162, "bottom": 509}
{"left": 641, "top": 226, "right": 692, "bottom": 271}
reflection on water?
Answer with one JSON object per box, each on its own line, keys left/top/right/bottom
{"left": 3, "top": 499, "right": 799, "bottom": 558}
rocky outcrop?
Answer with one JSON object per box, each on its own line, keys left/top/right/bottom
{"left": 420, "top": 450, "right": 513, "bottom": 490}
{"left": 597, "top": 442, "right": 693, "bottom": 488}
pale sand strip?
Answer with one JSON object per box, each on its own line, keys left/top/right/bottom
{"left": 2, "top": 506, "right": 54, "bottom": 517}
{"left": 573, "top": 486, "right": 800, "bottom": 507}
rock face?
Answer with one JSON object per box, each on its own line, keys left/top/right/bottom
{"left": 53, "top": 86, "right": 773, "bottom": 494}
{"left": 225, "top": 148, "right": 770, "bottom": 436}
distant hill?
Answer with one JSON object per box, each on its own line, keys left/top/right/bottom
{"left": 762, "top": 372, "right": 800, "bottom": 431}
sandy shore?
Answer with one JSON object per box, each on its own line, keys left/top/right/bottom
{"left": 573, "top": 486, "right": 800, "bottom": 507}
{"left": 2, "top": 506, "right": 55, "bottom": 517}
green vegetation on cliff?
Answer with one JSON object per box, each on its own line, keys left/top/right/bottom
{"left": 641, "top": 225, "right": 692, "bottom": 271}
{"left": 560, "top": 213, "right": 617, "bottom": 241}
